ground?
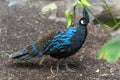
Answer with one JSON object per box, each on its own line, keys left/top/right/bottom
{"left": 0, "top": 0, "right": 120, "bottom": 80}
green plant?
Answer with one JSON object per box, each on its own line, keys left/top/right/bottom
{"left": 98, "top": 36, "right": 120, "bottom": 62}
{"left": 65, "top": 0, "right": 91, "bottom": 28}
{"left": 65, "top": 10, "right": 72, "bottom": 28}
{"left": 97, "top": 0, "right": 120, "bottom": 62}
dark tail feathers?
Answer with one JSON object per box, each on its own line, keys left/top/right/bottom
{"left": 9, "top": 49, "right": 32, "bottom": 60}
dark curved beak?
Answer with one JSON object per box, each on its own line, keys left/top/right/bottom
{"left": 83, "top": 7, "right": 89, "bottom": 23}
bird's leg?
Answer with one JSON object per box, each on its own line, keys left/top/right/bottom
{"left": 50, "top": 59, "right": 60, "bottom": 74}
{"left": 64, "top": 59, "right": 76, "bottom": 72}
{"left": 50, "top": 65, "right": 55, "bottom": 75}
{"left": 56, "top": 59, "right": 60, "bottom": 73}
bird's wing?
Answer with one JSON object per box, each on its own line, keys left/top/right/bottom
{"left": 23, "top": 30, "right": 57, "bottom": 57}
{"left": 41, "top": 27, "right": 77, "bottom": 54}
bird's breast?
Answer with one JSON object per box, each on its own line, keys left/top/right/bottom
{"left": 70, "top": 27, "right": 87, "bottom": 50}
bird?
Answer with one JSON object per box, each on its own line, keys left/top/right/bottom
{"left": 9, "top": 7, "right": 89, "bottom": 73}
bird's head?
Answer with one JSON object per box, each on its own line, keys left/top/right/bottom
{"left": 79, "top": 7, "right": 89, "bottom": 26}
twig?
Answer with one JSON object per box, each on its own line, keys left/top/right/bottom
{"left": 102, "top": 0, "right": 118, "bottom": 25}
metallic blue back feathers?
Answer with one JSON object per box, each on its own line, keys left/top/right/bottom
{"left": 43, "top": 26, "right": 77, "bottom": 53}
{"left": 9, "top": 7, "right": 89, "bottom": 60}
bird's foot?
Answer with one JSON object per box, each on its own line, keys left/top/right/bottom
{"left": 65, "top": 63, "right": 76, "bottom": 73}
{"left": 65, "top": 67, "right": 76, "bottom": 72}
{"left": 50, "top": 65, "right": 55, "bottom": 75}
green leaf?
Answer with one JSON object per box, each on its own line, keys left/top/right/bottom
{"left": 98, "top": 36, "right": 120, "bottom": 62}
{"left": 65, "top": 10, "right": 72, "bottom": 28}
{"left": 77, "top": 0, "right": 91, "bottom": 6}
{"left": 104, "top": 18, "right": 120, "bottom": 30}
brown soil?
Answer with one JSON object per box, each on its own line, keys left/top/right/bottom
{"left": 0, "top": 0, "right": 120, "bottom": 80}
